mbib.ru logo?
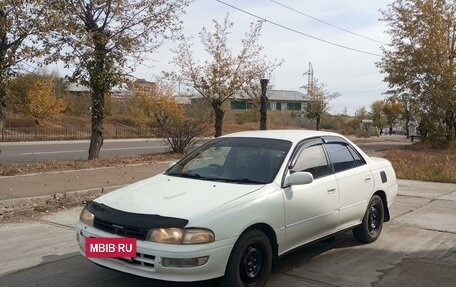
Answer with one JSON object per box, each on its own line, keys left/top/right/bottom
{"left": 86, "top": 237, "right": 136, "bottom": 258}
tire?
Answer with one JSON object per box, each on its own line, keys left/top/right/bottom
{"left": 353, "top": 195, "right": 384, "bottom": 243}
{"left": 220, "top": 230, "right": 272, "bottom": 287}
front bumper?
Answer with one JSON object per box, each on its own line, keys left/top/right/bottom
{"left": 75, "top": 221, "right": 235, "bottom": 282}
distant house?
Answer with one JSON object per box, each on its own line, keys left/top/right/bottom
{"left": 174, "top": 95, "right": 193, "bottom": 105}
{"left": 66, "top": 79, "right": 156, "bottom": 99}
{"left": 229, "top": 90, "right": 310, "bottom": 111}
{"left": 132, "top": 79, "right": 156, "bottom": 96}
{"left": 66, "top": 83, "right": 91, "bottom": 96}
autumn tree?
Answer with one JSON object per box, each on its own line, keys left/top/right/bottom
{"left": 6, "top": 73, "right": 66, "bottom": 124}
{"left": 396, "top": 93, "right": 418, "bottom": 137}
{"left": 303, "top": 79, "right": 340, "bottom": 131}
{"left": 26, "top": 76, "right": 66, "bottom": 124}
{"left": 371, "top": 100, "right": 386, "bottom": 132}
{"left": 46, "top": 0, "right": 191, "bottom": 159}
{"left": 378, "top": 0, "right": 456, "bottom": 145}
{"left": 383, "top": 100, "right": 403, "bottom": 134}
{"left": 138, "top": 82, "right": 206, "bottom": 153}
{"left": 172, "top": 14, "right": 281, "bottom": 137}
{"left": 0, "top": 0, "right": 48, "bottom": 131}
{"left": 355, "top": 106, "right": 369, "bottom": 121}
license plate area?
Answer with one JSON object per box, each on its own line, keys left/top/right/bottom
{"left": 85, "top": 237, "right": 137, "bottom": 258}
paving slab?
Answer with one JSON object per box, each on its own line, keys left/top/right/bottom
{"left": 388, "top": 194, "right": 431, "bottom": 220}
{"left": 0, "top": 220, "right": 78, "bottom": 275}
{"left": 374, "top": 257, "right": 456, "bottom": 287}
{"left": 397, "top": 179, "right": 456, "bottom": 199}
{"left": 394, "top": 199, "right": 456, "bottom": 233}
{"left": 279, "top": 225, "right": 456, "bottom": 287}
{"left": 440, "top": 190, "right": 456, "bottom": 201}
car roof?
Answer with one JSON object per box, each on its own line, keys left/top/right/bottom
{"left": 221, "top": 130, "right": 344, "bottom": 143}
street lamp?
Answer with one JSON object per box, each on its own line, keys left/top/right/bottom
{"left": 260, "top": 78, "right": 269, "bottom": 130}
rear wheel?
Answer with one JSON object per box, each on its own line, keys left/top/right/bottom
{"left": 220, "top": 230, "right": 272, "bottom": 287}
{"left": 353, "top": 195, "right": 384, "bottom": 243}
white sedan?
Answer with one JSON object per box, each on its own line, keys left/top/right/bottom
{"left": 76, "top": 130, "right": 397, "bottom": 287}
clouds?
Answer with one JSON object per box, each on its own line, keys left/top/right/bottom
{"left": 134, "top": 0, "right": 393, "bottom": 115}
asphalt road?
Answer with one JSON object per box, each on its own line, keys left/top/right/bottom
{"left": 0, "top": 138, "right": 408, "bottom": 164}
{"left": 0, "top": 180, "right": 455, "bottom": 287}
{"left": 0, "top": 139, "right": 169, "bottom": 163}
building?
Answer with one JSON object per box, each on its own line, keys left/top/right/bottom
{"left": 229, "top": 90, "right": 310, "bottom": 111}
{"left": 131, "top": 79, "right": 156, "bottom": 96}
{"left": 66, "top": 79, "right": 155, "bottom": 99}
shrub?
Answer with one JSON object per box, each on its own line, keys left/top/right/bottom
{"left": 155, "top": 118, "right": 207, "bottom": 153}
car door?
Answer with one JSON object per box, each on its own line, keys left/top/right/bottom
{"left": 282, "top": 138, "right": 340, "bottom": 251}
{"left": 323, "top": 138, "right": 374, "bottom": 230}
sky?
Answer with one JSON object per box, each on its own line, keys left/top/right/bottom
{"left": 52, "top": 0, "right": 394, "bottom": 116}
{"left": 132, "top": 0, "right": 394, "bottom": 116}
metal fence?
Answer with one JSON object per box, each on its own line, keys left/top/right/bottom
{"left": 0, "top": 128, "right": 155, "bottom": 142}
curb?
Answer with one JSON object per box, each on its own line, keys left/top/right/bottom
{"left": 0, "top": 184, "right": 125, "bottom": 217}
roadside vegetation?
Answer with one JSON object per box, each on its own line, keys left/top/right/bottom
{"left": 385, "top": 144, "right": 456, "bottom": 184}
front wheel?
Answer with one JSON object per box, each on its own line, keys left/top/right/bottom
{"left": 353, "top": 195, "right": 384, "bottom": 243}
{"left": 220, "top": 230, "right": 272, "bottom": 287}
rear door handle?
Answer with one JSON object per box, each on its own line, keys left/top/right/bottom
{"left": 364, "top": 177, "right": 372, "bottom": 183}
{"left": 327, "top": 188, "right": 336, "bottom": 194}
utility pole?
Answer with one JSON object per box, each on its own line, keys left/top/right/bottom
{"left": 303, "top": 62, "right": 313, "bottom": 95}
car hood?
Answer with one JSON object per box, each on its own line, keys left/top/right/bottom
{"left": 94, "top": 174, "right": 265, "bottom": 221}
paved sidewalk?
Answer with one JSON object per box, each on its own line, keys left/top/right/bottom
{"left": 0, "top": 162, "right": 171, "bottom": 217}
{"left": 0, "top": 162, "right": 170, "bottom": 201}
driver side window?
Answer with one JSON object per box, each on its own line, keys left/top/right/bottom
{"left": 291, "top": 144, "right": 331, "bottom": 179}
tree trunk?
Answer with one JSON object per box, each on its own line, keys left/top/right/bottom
{"left": 0, "top": 105, "right": 4, "bottom": 143}
{"left": 87, "top": 27, "right": 108, "bottom": 160}
{"left": 316, "top": 114, "right": 321, "bottom": 131}
{"left": 405, "top": 117, "right": 410, "bottom": 138}
{"left": 212, "top": 100, "right": 224, "bottom": 137}
{"left": 0, "top": 77, "right": 6, "bottom": 143}
{"left": 260, "top": 78, "right": 269, "bottom": 130}
{"left": 88, "top": 88, "right": 105, "bottom": 159}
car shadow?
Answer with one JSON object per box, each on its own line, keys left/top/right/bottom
{"left": 0, "top": 231, "right": 363, "bottom": 287}
{"left": 276, "top": 230, "right": 360, "bottom": 272}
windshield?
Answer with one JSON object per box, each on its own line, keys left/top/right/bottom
{"left": 165, "top": 137, "right": 292, "bottom": 184}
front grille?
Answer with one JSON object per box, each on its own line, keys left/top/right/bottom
{"left": 94, "top": 218, "right": 149, "bottom": 240}
{"left": 116, "top": 252, "right": 156, "bottom": 270}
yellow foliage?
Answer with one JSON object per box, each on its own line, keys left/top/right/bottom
{"left": 26, "top": 77, "right": 66, "bottom": 123}
{"left": 131, "top": 82, "right": 183, "bottom": 126}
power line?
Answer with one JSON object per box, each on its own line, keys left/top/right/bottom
{"left": 215, "top": 0, "right": 382, "bottom": 57}
{"left": 269, "top": 0, "right": 387, "bottom": 45}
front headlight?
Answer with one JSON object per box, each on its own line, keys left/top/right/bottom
{"left": 146, "top": 228, "right": 214, "bottom": 244}
{"left": 79, "top": 208, "right": 94, "bottom": 227}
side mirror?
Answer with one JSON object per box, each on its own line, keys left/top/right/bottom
{"left": 284, "top": 172, "right": 314, "bottom": 187}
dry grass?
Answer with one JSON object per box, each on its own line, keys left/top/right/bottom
{"left": 384, "top": 144, "right": 456, "bottom": 183}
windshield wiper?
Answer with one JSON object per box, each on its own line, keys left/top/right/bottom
{"left": 167, "top": 172, "right": 205, "bottom": 179}
{"left": 167, "top": 173, "right": 266, "bottom": 184}
{"left": 215, "top": 177, "right": 266, "bottom": 184}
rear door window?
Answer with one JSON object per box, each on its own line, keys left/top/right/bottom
{"left": 325, "top": 143, "right": 357, "bottom": 173}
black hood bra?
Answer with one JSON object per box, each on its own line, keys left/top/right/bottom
{"left": 86, "top": 201, "right": 189, "bottom": 240}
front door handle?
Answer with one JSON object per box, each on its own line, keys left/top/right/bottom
{"left": 327, "top": 188, "right": 336, "bottom": 194}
